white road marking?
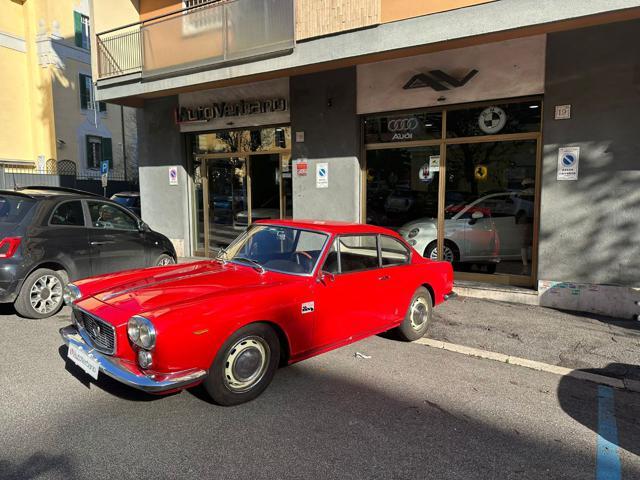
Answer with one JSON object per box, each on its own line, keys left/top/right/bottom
{"left": 415, "top": 337, "right": 636, "bottom": 391}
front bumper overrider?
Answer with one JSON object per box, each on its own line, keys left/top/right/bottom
{"left": 60, "top": 325, "right": 207, "bottom": 393}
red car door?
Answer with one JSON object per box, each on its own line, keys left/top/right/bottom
{"left": 312, "top": 235, "right": 392, "bottom": 349}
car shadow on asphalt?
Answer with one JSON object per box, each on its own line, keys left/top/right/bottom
{"left": 0, "top": 453, "right": 76, "bottom": 480}
{"left": 57, "top": 345, "right": 177, "bottom": 402}
{"left": 557, "top": 363, "right": 640, "bottom": 459}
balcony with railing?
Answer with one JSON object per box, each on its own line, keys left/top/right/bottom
{"left": 96, "top": 0, "right": 295, "bottom": 79}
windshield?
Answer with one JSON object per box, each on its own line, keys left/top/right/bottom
{"left": 0, "top": 195, "right": 36, "bottom": 224}
{"left": 222, "top": 225, "right": 329, "bottom": 275}
{"left": 111, "top": 195, "right": 138, "bottom": 208}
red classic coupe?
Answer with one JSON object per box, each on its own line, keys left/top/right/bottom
{"left": 60, "top": 220, "right": 455, "bottom": 405}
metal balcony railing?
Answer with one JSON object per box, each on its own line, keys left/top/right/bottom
{"left": 96, "top": 0, "right": 295, "bottom": 79}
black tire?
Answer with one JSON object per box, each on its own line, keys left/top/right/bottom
{"left": 204, "top": 323, "right": 280, "bottom": 406}
{"left": 424, "top": 241, "right": 459, "bottom": 263}
{"left": 395, "top": 287, "right": 433, "bottom": 342}
{"left": 155, "top": 253, "right": 176, "bottom": 266}
{"left": 14, "top": 268, "right": 66, "bottom": 319}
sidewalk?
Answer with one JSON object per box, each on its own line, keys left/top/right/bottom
{"left": 431, "top": 296, "right": 640, "bottom": 381}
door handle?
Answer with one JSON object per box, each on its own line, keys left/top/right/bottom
{"left": 378, "top": 274, "right": 391, "bottom": 281}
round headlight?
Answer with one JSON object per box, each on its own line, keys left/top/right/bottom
{"left": 138, "top": 349, "right": 153, "bottom": 369}
{"left": 63, "top": 283, "right": 82, "bottom": 305}
{"left": 127, "top": 316, "right": 156, "bottom": 350}
{"left": 408, "top": 228, "right": 420, "bottom": 239}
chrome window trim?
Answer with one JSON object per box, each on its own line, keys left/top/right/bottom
{"left": 73, "top": 306, "right": 117, "bottom": 355}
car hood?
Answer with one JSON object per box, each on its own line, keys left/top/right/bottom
{"left": 399, "top": 218, "right": 438, "bottom": 232}
{"left": 88, "top": 261, "right": 290, "bottom": 316}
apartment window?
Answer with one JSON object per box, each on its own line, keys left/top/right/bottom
{"left": 79, "top": 74, "right": 106, "bottom": 112}
{"left": 74, "top": 11, "right": 91, "bottom": 50}
{"left": 86, "top": 135, "right": 113, "bottom": 170}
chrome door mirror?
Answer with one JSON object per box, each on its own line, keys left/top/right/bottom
{"left": 317, "top": 271, "right": 335, "bottom": 285}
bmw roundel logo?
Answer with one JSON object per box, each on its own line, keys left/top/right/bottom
{"left": 562, "top": 153, "right": 576, "bottom": 167}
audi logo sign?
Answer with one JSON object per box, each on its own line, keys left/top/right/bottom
{"left": 387, "top": 118, "right": 419, "bottom": 132}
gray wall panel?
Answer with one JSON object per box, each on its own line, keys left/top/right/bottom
{"left": 539, "top": 19, "right": 640, "bottom": 285}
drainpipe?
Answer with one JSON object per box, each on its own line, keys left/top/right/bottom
{"left": 121, "top": 105, "right": 127, "bottom": 182}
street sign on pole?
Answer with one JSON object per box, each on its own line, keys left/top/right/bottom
{"left": 100, "top": 160, "right": 109, "bottom": 196}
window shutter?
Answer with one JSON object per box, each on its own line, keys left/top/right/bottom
{"left": 74, "top": 11, "right": 83, "bottom": 47}
{"left": 85, "top": 135, "right": 93, "bottom": 168}
{"left": 79, "top": 74, "right": 88, "bottom": 109}
{"left": 99, "top": 102, "right": 107, "bottom": 113}
{"left": 102, "top": 137, "right": 113, "bottom": 168}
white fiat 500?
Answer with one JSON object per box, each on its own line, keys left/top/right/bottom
{"left": 399, "top": 192, "right": 533, "bottom": 269}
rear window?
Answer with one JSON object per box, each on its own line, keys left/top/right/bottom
{"left": 0, "top": 195, "right": 36, "bottom": 224}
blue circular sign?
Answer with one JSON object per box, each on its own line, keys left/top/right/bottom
{"left": 562, "top": 153, "right": 576, "bottom": 167}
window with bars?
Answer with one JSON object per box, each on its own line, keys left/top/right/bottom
{"left": 79, "top": 74, "right": 106, "bottom": 112}
{"left": 86, "top": 135, "right": 113, "bottom": 170}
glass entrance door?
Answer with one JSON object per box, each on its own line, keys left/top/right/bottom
{"left": 207, "top": 157, "right": 248, "bottom": 250}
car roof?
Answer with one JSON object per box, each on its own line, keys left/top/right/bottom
{"left": 112, "top": 191, "right": 140, "bottom": 197}
{"left": 1, "top": 186, "right": 102, "bottom": 199}
{"left": 255, "top": 219, "right": 399, "bottom": 235}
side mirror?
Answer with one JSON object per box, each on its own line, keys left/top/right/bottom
{"left": 317, "top": 271, "right": 335, "bottom": 285}
{"left": 138, "top": 221, "right": 150, "bottom": 232}
{"left": 469, "top": 210, "right": 484, "bottom": 225}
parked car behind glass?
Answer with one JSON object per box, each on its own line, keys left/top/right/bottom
{"left": 0, "top": 187, "right": 176, "bottom": 319}
{"left": 110, "top": 191, "right": 141, "bottom": 217}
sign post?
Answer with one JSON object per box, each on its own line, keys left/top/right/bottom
{"left": 100, "top": 160, "right": 109, "bottom": 196}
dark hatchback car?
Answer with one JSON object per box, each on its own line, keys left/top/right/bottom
{"left": 0, "top": 187, "right": 176, "bottom": 319}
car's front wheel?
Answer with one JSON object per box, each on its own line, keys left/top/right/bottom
{"left": 204, "top": 323, "right": 280, "bottom": 406}
{"left": 14, "top": 268, "right": 65, "bottom": 319}
{"left": 155, "top": 253, "right": 176, "bottom": 266}
{"left": 395, "top": 287, "right": 433, "bottom": 341}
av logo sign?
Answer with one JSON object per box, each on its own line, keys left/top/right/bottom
{"left": 403, "top": 69, "right": 479, "bottom": 91}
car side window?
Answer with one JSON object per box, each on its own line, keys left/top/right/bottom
{"left": 380, "top": 235, "right": 410, "bottom": 266}
{"left": 87, "top": 201, "right": 138, "bottom": 231}
{"left": 50, "top": 201, "right": 85, "bottom": 227}
{"left": 337, "top": 235, "right": 379, "bottom": 273}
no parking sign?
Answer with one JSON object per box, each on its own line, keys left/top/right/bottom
{"left": 557, "top": 147, "right": 580, "bottom": 180}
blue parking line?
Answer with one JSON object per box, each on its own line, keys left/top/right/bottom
{"left": 597, "top": 386, "right": 621, "bottom": 480}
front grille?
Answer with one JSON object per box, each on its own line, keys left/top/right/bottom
{"left": 74, "top": 309, "right": 116, "bottom": 355}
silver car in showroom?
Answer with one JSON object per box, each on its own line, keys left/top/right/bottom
{"left": 399, "top": 192, "right": 533, "bottom": 270}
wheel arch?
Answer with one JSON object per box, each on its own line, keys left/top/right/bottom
{"left": 24, "top": 261, "right": 70, "bottom": 284}
{"left": 256, "top": 320, "right": 291, "bottom": 367}
{"left": 420, "top": 282, "right": 435, "bottom": 306}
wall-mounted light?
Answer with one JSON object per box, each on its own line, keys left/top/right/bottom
{"left": 56, "top": 139, "right": 66, "bottom": 147}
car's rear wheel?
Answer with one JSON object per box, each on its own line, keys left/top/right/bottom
{"left": 204, "top": 323, "right": 280, "bottom": 406}
{"left": 14, "top": 268, "right": 65, "bottom": 319}
{"left": 155, "top": 253, "right": 175, "bottom": 266}
{"left": 395, "top": 287, "right": 433, "bottom": 341}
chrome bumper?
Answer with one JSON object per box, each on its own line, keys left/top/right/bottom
{"left": 443, "top": 291, "right": 458, "bottom": 301}
{"left": 60, "top": 325, "right": 208, "bottom": 393}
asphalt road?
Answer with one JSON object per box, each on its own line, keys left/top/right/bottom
{"left": 1, "top": 305, "right": 639, "bottom": 480}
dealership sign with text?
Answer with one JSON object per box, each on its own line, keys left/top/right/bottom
{"left": 176, "top": 98, "right": 288, "bottom": 125}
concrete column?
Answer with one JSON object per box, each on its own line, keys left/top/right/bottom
{"left": 138, "top": 96, "right": 190, "bottom": 256}
{"left": 290, "top": 67, "right": 361, "bottom": 222}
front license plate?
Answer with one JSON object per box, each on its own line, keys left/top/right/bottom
{"left": 67, "top": 343, "right": 99, "bottom": 380}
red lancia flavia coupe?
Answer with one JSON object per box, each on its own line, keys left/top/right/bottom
{"left": 60, "top": 220, "right": 455, "bottom": 405}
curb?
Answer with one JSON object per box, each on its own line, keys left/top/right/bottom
{"left": 415, "top": 338, "right": 640, "bottom": 392}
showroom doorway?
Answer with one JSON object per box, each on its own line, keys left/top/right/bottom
{"left": 191, "top": 139, "right": 292, "bottom": 258}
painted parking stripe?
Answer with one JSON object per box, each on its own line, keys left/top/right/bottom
{"left": 597, "top": 386, "right": 621, "bottom": 480}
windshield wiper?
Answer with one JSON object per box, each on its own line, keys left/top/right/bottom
{"left": 231, "top": 256, "right": 265, "bottom": 273}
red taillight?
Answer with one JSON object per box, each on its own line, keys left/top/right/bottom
{"left": 0, "top": 237, "right": 22, "bottom": 258}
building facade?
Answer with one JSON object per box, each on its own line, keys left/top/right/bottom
{"left": 90, "top": 0, "right": 640, "bottom": 318}
{"left": 0, "top": 0, "right": 137, "bottom": 180}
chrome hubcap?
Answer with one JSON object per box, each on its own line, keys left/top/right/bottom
{"left": 410, "top": 296, "right": 430, "bottom": 331}
{"left": 223, "top": 336, "right": 270, "bottom": 393}
{"left": 30, "top": 275, "right": 62, "bottom": 314}
{"left": 158, "top": 256, "right": 174, "bottom": 266}
{"left": 429, "top": 246, "right": 454, "bottom": 263}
